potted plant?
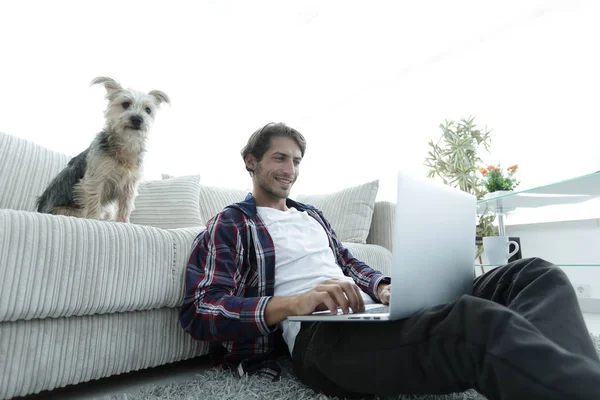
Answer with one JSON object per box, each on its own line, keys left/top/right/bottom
{"left": 480, "top": 164, "right": 520, "bottom": 198}
{"left": 424, "top": 117, "right": 498, "bottom": 263}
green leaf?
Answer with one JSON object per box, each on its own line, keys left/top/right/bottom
{"left": 425, "top": 116, "right": 496, "bottom": 245}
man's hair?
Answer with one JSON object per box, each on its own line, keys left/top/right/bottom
{"left": 241, "top": 122, "right": 307, "bottom": 173}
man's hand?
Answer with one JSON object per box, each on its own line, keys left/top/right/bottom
{"left": 264, "top": 279, "right": 365, "bottom": 326}
{"left": 297, "top": 279, "right": 366, "bottom": 315}
{"left": 377, "top": 282, "right": 391, "bottom": 305}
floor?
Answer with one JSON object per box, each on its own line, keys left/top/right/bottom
{"left": 14, "top": 313, "right": 600, "bottom": 400}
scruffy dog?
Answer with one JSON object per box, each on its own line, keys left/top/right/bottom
{"left": 36, "top": 77, "right": 170, "bottom": 222}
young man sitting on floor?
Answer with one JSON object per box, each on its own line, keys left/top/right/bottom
{"left": 180, "top": 122, "right": 600, "bottom": 400}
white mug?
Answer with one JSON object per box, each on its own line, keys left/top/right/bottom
{"left": 483, "top": 236, "right": 520, "bottom": 265}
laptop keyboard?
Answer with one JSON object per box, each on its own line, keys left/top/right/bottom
{"left": 357, "top": 305, "right": 389, "bottom": 314}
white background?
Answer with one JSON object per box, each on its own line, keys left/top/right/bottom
{"left": 1, "top": 0, "right": 599, "bottom": 204}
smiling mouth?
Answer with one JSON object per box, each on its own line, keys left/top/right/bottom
{"left": 275, "top": 177, "right": 293, "bottom": 186}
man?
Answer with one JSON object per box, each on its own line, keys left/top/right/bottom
{"left": 180, "top": 122, "right": 600, "bottom": 399}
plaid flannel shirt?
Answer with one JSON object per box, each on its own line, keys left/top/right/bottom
{"left": 179, "top": 193, "right": 387, "bottom": 379}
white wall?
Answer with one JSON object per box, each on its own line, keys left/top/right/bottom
{"left": 291, "top": 0, "right": 600, "bottom": 203}
{"left": 1, "top": 1, "right": 600, "bottom": 205}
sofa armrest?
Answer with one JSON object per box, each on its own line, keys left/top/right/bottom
{"left": 0, "top": 209, "right": 203, "bottom": 322}
{"left": 366, "top": 201, "right": 395, "bottom": 252}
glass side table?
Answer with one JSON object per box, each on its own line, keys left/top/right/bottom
{"left": 477, "top": 171, "right": 600, "bottom": 237}
{"left": 476, "top": 173, "right": 600, "bottom": 311}
{"left": 475, "top": 171, "right": 600, "bottom": 277}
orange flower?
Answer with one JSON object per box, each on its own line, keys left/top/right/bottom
{"left": 487, "top": 165, "right": 499, "bottom": 172}
{"left": 479, "top": 167, "right": 488, "bottom": 176}
{"left": 507, "top": 164, "right": 518, "bottom": 173}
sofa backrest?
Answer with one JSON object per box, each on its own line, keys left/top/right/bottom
{"left": 193, "top": 182, "right": 395, "bottom": 250}
{"left": 0, "top": 132, "right": 395, "bottom": 248}
{"left": 198, "top": 184, "right": 249, "bottom": 225}
{"left": 0, "top": 132, "right": 70, "bottom": 212}
{"left": 367, "top": 201, "right": 395, "bottom": 252}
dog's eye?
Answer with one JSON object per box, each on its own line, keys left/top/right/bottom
{"left": 145, "top": 107, "right": 151, "bottom": 114}
{"left": 122, "top": 102, "right": 131, "bottom": 109}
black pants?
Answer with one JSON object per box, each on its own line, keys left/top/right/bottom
{"left": 291, "top": 258, "right": 600, "bottom": 400}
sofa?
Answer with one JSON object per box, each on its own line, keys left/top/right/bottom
{"left": 0, "top": 131, "right": 395, "bottom": 399}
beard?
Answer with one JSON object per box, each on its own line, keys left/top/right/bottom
{"left": 255, "top": 162, "right": 293, "bottom": 200}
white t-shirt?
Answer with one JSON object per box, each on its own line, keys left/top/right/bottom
{"left": 256, "top": 206, "right": 375, "bottom": 355}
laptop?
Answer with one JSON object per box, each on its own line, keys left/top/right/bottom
{"left": 287, "top": 170, "right": 476, "bottom": 322}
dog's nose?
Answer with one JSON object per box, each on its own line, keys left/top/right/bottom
{"left": 130, "top": 116, "right": 143, "bottom": 127}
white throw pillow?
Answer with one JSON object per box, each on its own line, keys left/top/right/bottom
{"left": 296, "top": 180, "right": 379, "bottom": 244}
{"left": 130, "top": 175, "right": 203, "bottom": 229}
{"left": 198, "top": 185, "right": 249, "bottom": 225}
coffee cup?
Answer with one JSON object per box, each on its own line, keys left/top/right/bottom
{"left": 483, "top": 236, "right": 520, "bottom": 265}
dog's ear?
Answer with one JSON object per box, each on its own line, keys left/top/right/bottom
{"left": 91, "top": 77, "right": 123, "bottom": 98}
{"left": 149, "top": 90, "right": 170, "bottom": 106}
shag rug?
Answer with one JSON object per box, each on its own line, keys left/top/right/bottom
{"left": 105, "top": 334, "right": 600, "bottom": 400}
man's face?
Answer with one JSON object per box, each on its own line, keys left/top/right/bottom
{"left": 251, "top": 136, "right": 302, "bottom": 200}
